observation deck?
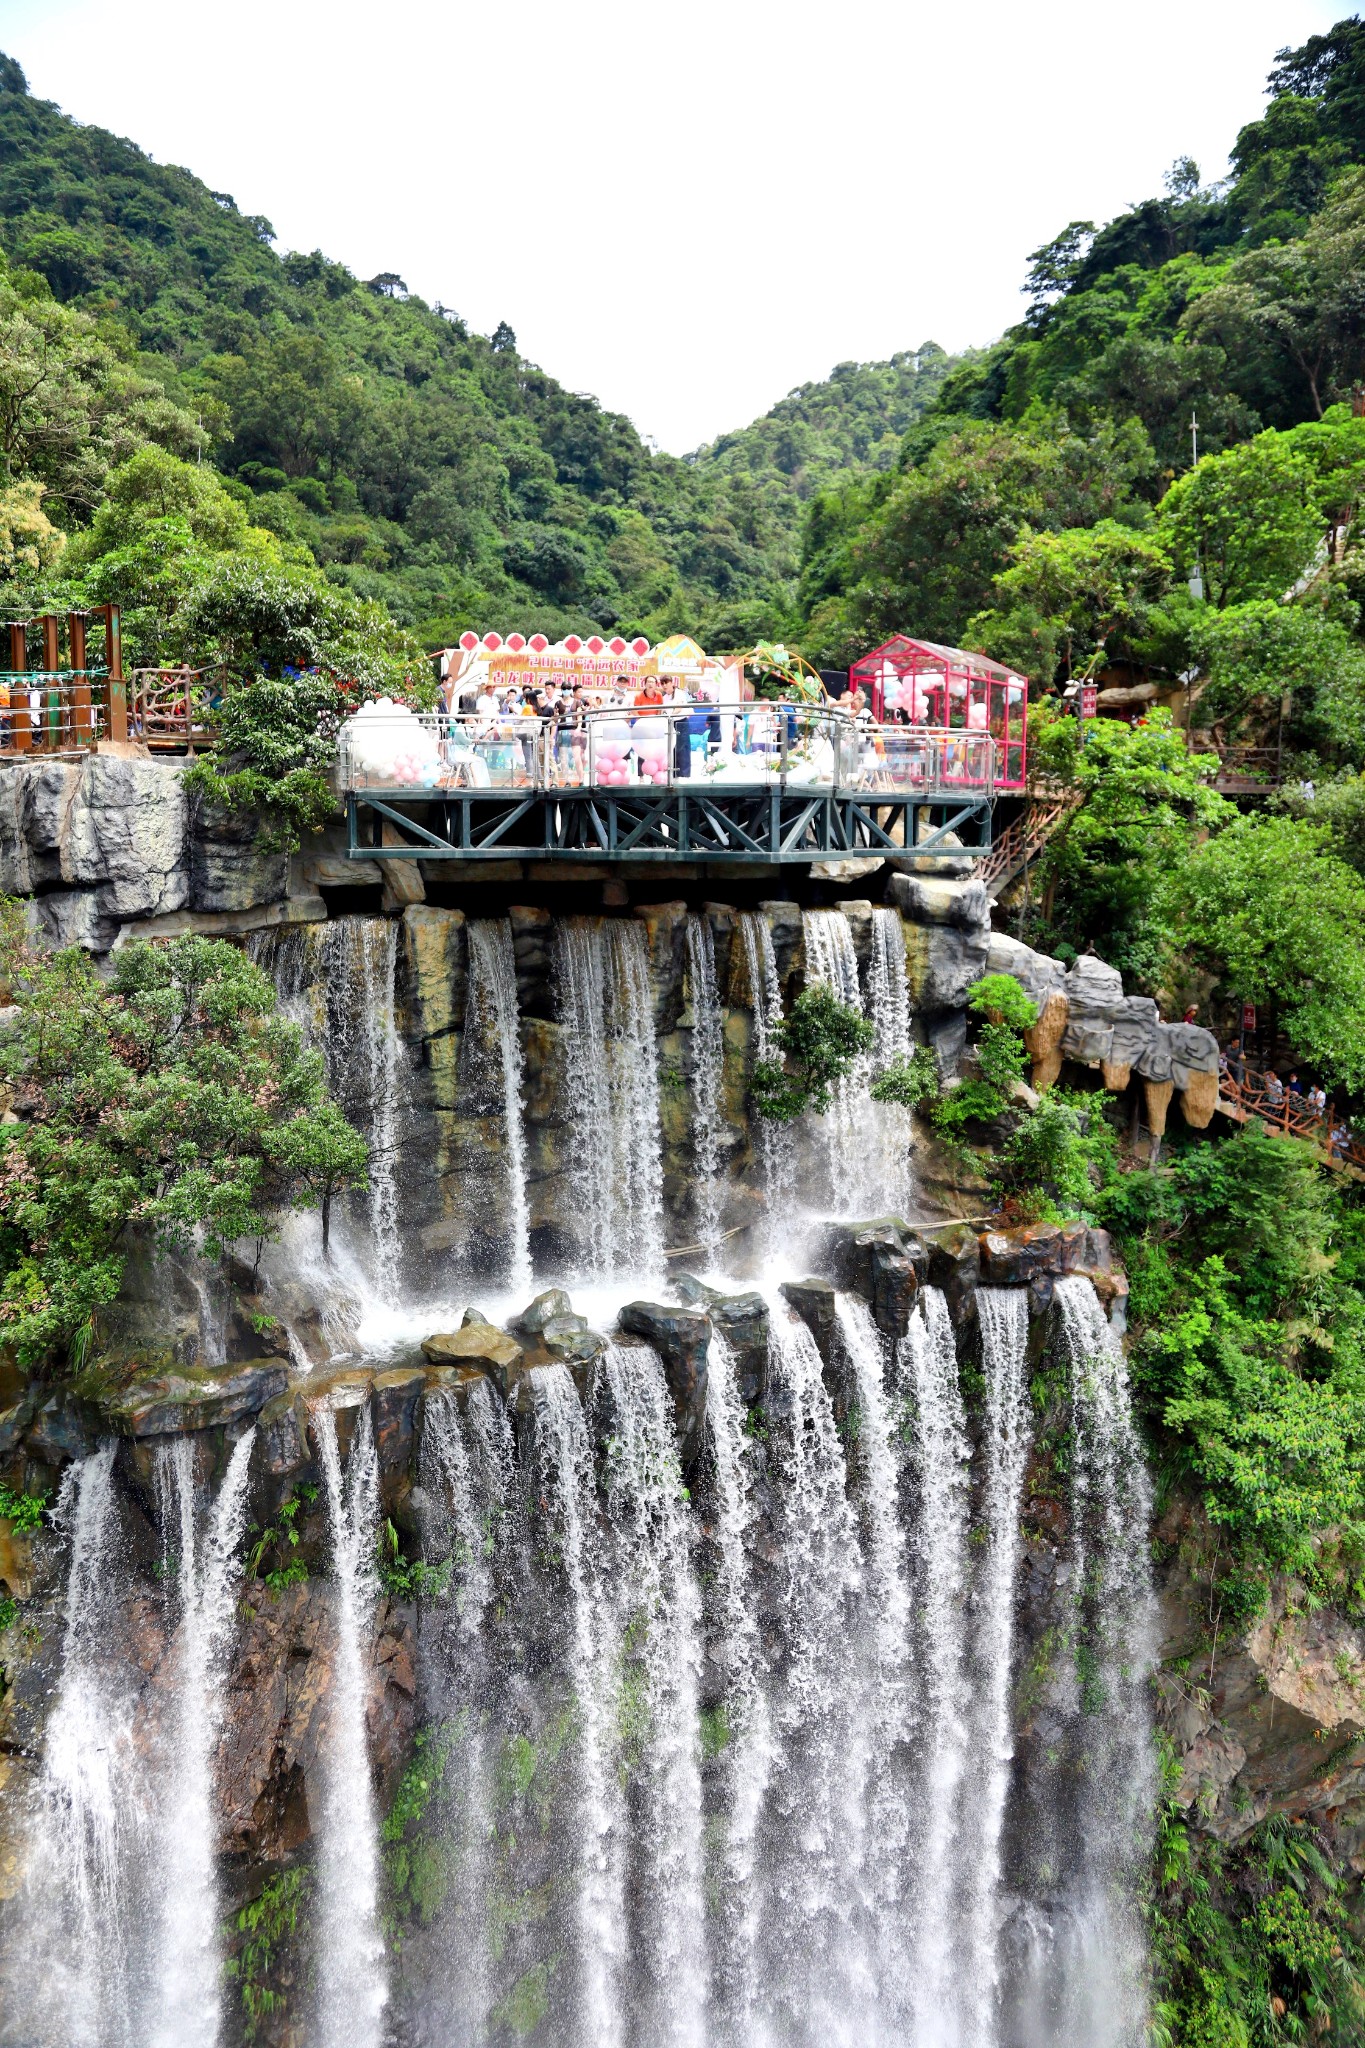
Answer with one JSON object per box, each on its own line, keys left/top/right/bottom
{"left": 339, "top": 704, "right": 998, "bottom": 867}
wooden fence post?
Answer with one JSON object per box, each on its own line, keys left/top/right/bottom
{"left": 9, "top": 623, "right": 30, "bottom": 755}
{"left": 104, "top": 605, "right": 127, "bottom": 743}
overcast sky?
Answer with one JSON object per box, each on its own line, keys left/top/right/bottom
{"left": 0, "top": 0, "right": 1348, "bottom": 454}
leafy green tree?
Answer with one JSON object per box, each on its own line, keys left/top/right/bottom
{"left": 0, "top": 481, "right": 64, "bottom": 587}
{"left": 1156, "top": 434, "right": 1325, "bottom": 604}
{"left": 968, "top": 519, "right": 1172, "bottom": 683}
{"left": 0, "top": 261, "right": 199, "bottom": 522}
{"left": 750, "top": 985, "right": 874, "bottom": 1122}
{"left": 1183, "top": 171, "right": 1365, "bottom": 420}
{"left": 0, "top": 930, "right": 367, "bottom": 1365}
{"left": 1158, "top": 811, "right": 1365, "bottom": 1086}
{"left": 1027, "top": 703, "right": 1230, "bottom": 981}
{"left": 1191, "top": 598, "right": 1365, "bottom": 740}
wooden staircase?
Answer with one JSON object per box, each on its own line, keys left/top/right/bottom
{"left": 977, "top": 795, "right": 1076, "bottom": 900}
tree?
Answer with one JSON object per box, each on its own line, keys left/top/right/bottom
{"left": 968, "top": 519, "right": 1172, "bottom": 682}
{"left": 0, "top": 931, "right": 368, "bottom": 1363}
{"left": 1027, "top": 703, "right": 1231, "bottom": 981}
{"left": 1182, "top": 171, "right": 1365, "bottom": 419}
{"left": 1191, "top": 599, "right": 1365, "bottom": 742}
{"left": 0, "top": 264, "right": 199, "bottom": 521}
{"left": 750, "top": 986, "right": 874, "bottom": 1121}
{"left": 1159, "top": 811, "right": 1365, "bottom": 1086}
{"left": 1156, "top": 433, "right": 1325, "bottom": 604}
{"left": 0, "top": 481, "right": 64, "bottom": 587}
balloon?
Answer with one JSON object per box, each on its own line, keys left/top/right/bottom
{"left": 633, "top": 717, "right": 668, "bottom": 758}
{"left": 967, "top": 701, "right": 989, "bottom": 729}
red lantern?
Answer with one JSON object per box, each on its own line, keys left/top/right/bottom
{"left": 482, "top": 632, "right": 503, "bottom": 652}
{"left": 506, "top": 632, "right": 526, "bottom": 652}
{"left": 529, "top": 633, "right": 548, "bottom": 653}
{"left": 564, "top": 635, "right": 582, "bottom": 654}
{"left": 459, "top": 631, "right": 479, "bottom": 651}
{"left": 631, "top": 637, "right": 649, "bottom": 656}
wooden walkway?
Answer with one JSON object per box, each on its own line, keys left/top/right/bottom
{"left": 977, "top": 793, "right": 1076, "bottom": 900}
{"left": 1216, "top": 1064, "right": 1365, "bottom": 1177}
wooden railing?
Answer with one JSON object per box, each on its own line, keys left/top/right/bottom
{"left": 0, "top": 671, "right": 117, "bottom": 757}
{"left": 1213, "top": 745, "right": 1283, "bottom": 793}
{"left": 1219, "top": 1061, "right": 1365, "bottom": 1173}
{"left": 129, "top": 667, "right": 221, "bottom": 751}
{"left": 977, "top": 793, "right": 1076, "bottom": 899}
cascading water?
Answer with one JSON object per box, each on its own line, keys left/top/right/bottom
{"left": 460, "top": 916, "right": 533, "bottom": 1293}
{"left": 865, "top": 906, "right": 915, "bottom": 1215}
{"left": 553, "top": 918, "right": 664, "bottom": 1278}
{"left": 313, "top": 1405, "right": 388, "bottom": 2048}
{"left": 801, "top": 909, "right": 870, "bottom": 1213}
{"left": 958, "top": 1286, "right": 1033, "bottom": 2047}
{"left": 685, "top": 914, "right": 725, "bottom": 1263}
{"left": 698, "top": 1332, "right": 774, "bottom": 2028}
{"left": 737, "top": 910, "right": 793, "bottom": 1240}
{"left": 251, "top": 917, "right": 402, "bottom": 1300}
{"left": 593, "top": 1342, "right": 708, "bottom": 2046}
{"left": 529, "top": 1362, "right": 628, "bottom": 2046}
{"left": 16, "top": 1447, "right": 140, "bottom": 2048}
{"left": 149, "top": 1432, "right": 255, "bottom": 2048}
{"left": 1023, "top": 1275, "right": 1157, "bottom": 2048}
{"left": 899, "top": 1285, "right": 973, "bottom": 2046}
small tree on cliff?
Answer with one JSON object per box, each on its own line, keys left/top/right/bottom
{"left": 0, "top": 927, "right": 368, "bottom": 1365}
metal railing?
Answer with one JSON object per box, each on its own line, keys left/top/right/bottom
{"left": 338, "top": 704, "right": 997, "bottom": 799}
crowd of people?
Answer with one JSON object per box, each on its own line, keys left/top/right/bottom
{"left": 1219, "top": 1050, "right": 1359, "bottom": 1160}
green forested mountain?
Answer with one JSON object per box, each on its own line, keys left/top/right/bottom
{"left": 0, "top": 48, "right": 804, "bottom": 651}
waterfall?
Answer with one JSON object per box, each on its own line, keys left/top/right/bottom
{"left": 529, "top": 1363, "right": 628, "bottom": 2047}
{"left": 460, "top": 916, "right": 533, "bottom": 1293}
{"left": 594, "top": 1342, "right": 708, "bottom": 2045}
{"left": 833, "top": 1296, "right": 916, "bottom": 2027}
{"left": 801, "top": 909, "right": 869, "bottom": 1214}
{"left": 1042, "top": 1276, "right": 1158, "bottom": 2047}
{"left": 749, "top": 1302, "right": 868, "bottom": 2044}
{"left": 685, "top": 915, "right": 725, "bottom": 1263}
{"left": 314, "top": 1406, "right": 387, "bottom": 2048}
{"left": 865, "top": 907, "right": 915, "bottom": 1215}
{"left": 414, "top": 1376, "right": 516, "bottom": 2043}
{"left": 149, "top": 1432, "right": 255, "bottom": 2048}
{"left": 552, "top": 918, "right": 664, "bottom": 1278}
{"left": 699, "top": 1333, "right": 774, "bottom": 2030}
{"left": 418, "top": 1374, "right": 513, "bottom": 1639}
{"left": 252, "top": 917, "right": 401, "bottom": 1299}
{"left": 737, "top": 910, "right": 793, "bottom": 1237}
{"left": 959, "top": 1286, "right": 1033, "bottom": 2045}
{"left": 899, "top": 1285, "right": 973, "bottom": 2046}
{"left": 18, "top": 1447, "right": 142, "bottom": 2048}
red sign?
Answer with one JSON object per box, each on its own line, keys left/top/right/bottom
{"left": 1079, "top": 682, "right": 1098, "bottom": 718}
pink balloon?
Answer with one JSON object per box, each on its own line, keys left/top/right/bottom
{"left": 967, "top": 701, "right": 989, "bottom": 729}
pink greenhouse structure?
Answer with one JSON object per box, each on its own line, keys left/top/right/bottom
{"left": 849, "top": 636, "right": 1028, "bottom": 788}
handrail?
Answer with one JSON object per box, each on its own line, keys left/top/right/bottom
{"left": 1219, "top": 1060, "right": 1365, "bottom": 1172}
{"left": 338, "top": 703, "right": 999, "bottom": 800}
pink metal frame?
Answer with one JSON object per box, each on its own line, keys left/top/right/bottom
{"left": 849, "top": 636, "right": 1028, "bottom": 789}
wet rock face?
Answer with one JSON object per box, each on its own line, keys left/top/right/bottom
{"left": 217, "top": 1582, "right": 417, "bottom": 1868}
{"left": 97, "top": 1361, "right": 289, "bottom": 1439}
{"left": 673, "top": 1275, "right": 769, "bottom": 1406}
{"left": 779, "top": 1277, "right": 837, "bottom": 1363}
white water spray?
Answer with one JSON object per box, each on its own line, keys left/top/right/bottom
{"left": 461, "top": 916, "right": 533, "bottom": 1294}
{"left": 149, "top": 1432, "right": 255, "bottom": 2048}
{"left": 553, "top": 918, "right": 664, "bottom": 1278}
{"left": 314, "top": 1405, "right": 387, "bottom": 2048}
{"left": 685, "top": 914, "right": 725, "bottom": 1263}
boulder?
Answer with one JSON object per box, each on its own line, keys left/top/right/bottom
{"left": 399, "top": 905, "right": 466, "bottom": 1044}
{"left": 900, "top": 918, "right": 991, "bottom": 1015}
{"left": 618, "top": 1301, "right": 710, "bottom": 1467}
{"left": 35, "top": 888, "right": 118, "bottom": 953}
{"left": 979, "top": 1225, "right": 1064, "bottom": 1288}
{"left": 97, "top": 1360, "right": 288, "bottom": 1438}
{"left": 888, "top": 871, "right": 990, "bottom": 930}
{"left": 1109, "top": 996, "right": 1162, "bottom": 1070}
{"left": 62, "top": 756, "right": 189, "bottom": 920}
{"left": 0, "top": 770, "right": 32, "bottom": 895}
{"left": 925, "top": 1223, "right": 982, "bottom": 1324}
{"left": 421, "top": 1324, "right": 523, "bottom": 1394}
{"left": 369, "top": 1368, "right": 427, "bottom": 1511}
{"left": 985, "top": 931, "right": 1065, "bottom": 1010}
{"left": 251, "top": 1390, "right": 315, "bottom": 1515}
{"left": 925, "top": 1008, "right": 968, "bottom": 1077}
{"left": 20, "top": 763, "right": 78, "bottom": 886}
{"left": 778, "top": 1278, "right": 837, "bottom": 1364}
{"left": 674, "top": 1275, "right": 769, "bottom": 1405}
{"left": 515, "top": 1288, "right": 575, "bottom": 1335}
{"left": 189, "top": 794, "right": 289, "bottom": 913}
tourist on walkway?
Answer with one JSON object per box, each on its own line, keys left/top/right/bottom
{"left": 1265, "top": 1072, "right": 1284, "bottom": 1106}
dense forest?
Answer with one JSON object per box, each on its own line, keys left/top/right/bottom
{"left": 12, "top": 20, "right": 1365, "bottom": 2043}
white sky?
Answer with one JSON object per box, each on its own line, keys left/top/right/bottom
{"left": 0, "top": 0, "right": 1348, "bottom": 454}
